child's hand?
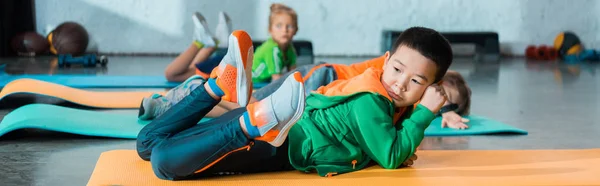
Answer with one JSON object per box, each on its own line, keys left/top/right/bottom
{"left": 420, "top": 85, "right": 447, "bottom": 113}
{"left": 401, "top": 154, "right": 418, "bottom": 167}
{"left": 441, "top": 111, "right": 469, "bottom": 130}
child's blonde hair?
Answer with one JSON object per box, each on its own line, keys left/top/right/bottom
{"left": 269, "top": 3, "right": 298, "bottom": 30}
{"left": 443, "top": 71, "right": 471, "bottom": 115}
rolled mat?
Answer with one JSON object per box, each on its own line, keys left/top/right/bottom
{"left": 87, "top": 149, "right": 600, "bottom": 185}
{"left": 0, "top": 104, "right": 527, "bottom": 139}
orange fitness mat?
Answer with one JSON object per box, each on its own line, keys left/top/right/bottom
{"left": 87, "top": 149, "right": 600, "bottom": 186}
{"left": 0, "top": 78, "right": 164, "bottom": 108}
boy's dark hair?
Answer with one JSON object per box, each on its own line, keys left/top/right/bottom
{"left": 390, "top": 27, "right": 453, "bottom": 83}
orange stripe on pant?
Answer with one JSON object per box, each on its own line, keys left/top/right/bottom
{"left": 193, "top": 142, "right": 254, "bottom": 174}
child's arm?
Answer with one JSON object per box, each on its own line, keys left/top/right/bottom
{"left": 351, "top": 95, "right": 435, "bottom": 169}
{"left": 264, "top": 55, "right": 284, "bottom": 81}
{"left": 352, "top": 98, "right": 435, "bottom": 169}
{"left": 352, "top": 85, "right": 445, "bottom": 169}
{"left": 253, "top": 46, "right": 286, "bottom": 82}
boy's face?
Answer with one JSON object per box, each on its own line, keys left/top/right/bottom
{"left": 381, "top": 45, "right": 438, "bottom": 108}
{"left": 269, "top": 14, "right": 297, "bottom": 46}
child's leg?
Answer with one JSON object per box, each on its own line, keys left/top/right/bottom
{"left": 198, "top": 140, "right": 294, "bottom": 176}
{"left": 137, "top": 82, "right": 222, "bottom": 160}
{"left": 149, "top": 72, "right": 305, "bottom": 180}
{"left": 164, "top": 44, "right": 202, "bottom": 82}
{"left": 194, "top": 48, "right": 227, "bottom": 77}
{"left": 137, "top": 30, "right": 254, "bottom": 159}
{"left": 252, "top": 63, "right": 337, "bottom": 101}
{"left": 302, "top": 63, "right": 337, "bottom": 94}
{"left": 148, "top": 108, "right": 293, "bottom": 180}
{"left": 165, "top": 12, "right": 218, "bottom": 82}
{"left": 149, "top": 108, "right": 251, "bottom": 180}
{"left": 139, "top": 73, "right": 233, "bottom": 120}
{"left": 205, "top": 104, "right": 230, "bottom": 118}
{"left": 139, "top": 75, "right": 205, "bottom": 120}
{"left": 251, "top": 64, "right": 314, "bottom": 101}
{"left": 206, "top": 64, "right": 335, "bottom": 118}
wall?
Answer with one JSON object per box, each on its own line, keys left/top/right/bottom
{"left": 36, "top": 0, "right": 600, "bottom": 56}
{"left": 35, "top": 0, "right": 259, "bottom": 54}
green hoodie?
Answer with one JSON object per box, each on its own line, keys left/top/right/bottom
{"left": 287, "top": 88, "right": 436, "bottom": 177}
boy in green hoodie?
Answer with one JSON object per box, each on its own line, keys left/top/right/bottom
{"left": 137, "top": 27, "right": 452, "bottom": 180}
{"left": 287, "top": 27, "right": 452, "bottom": 176}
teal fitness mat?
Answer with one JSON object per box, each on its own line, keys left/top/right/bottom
{"left": 0, "top": 104, "right": 527, "bottom": 139}
{"left": 425, "top": 115, "right": 528, "bottom": 136}
{"left": 0, "top": 104, "right": 151, "bottom": 139}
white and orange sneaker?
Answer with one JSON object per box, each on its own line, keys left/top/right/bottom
{"left": 207, "top": 30, "right": 254, "bottom": 106}
{"left": 245, "top": 72, "right": 306, "bottom": 147}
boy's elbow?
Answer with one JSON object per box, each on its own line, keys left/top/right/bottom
{"left": 381, "top": 164, "right": 400, "bottom": 170}
{"left": 379, "top": 160, "right": 401, "bottom": 169}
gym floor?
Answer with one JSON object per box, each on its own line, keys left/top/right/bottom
{"left": 0, "top": 56, "right": 599, "bottom": 186}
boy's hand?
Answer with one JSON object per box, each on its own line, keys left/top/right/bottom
{"left": 401, "top": 154, "right": 418, "bottom": 167}
{"left": 420, "top": 85, "right": 447, "bottom": 113}
{"left": 441, "top": 111, "right": 469, "bottom": 130}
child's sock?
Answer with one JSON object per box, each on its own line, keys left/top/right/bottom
{"left": 193, "top": 40, "right": 204, "bottom": 49}
{"left": 207, "top": 78, "right": 225, "bottom": 97}
{"left": 242, "top": 112, "right": 260, "bottom": 138}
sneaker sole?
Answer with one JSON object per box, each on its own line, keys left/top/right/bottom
{"left": 138, "top": 99, "right": 146, "bottom": 118}
{"left": 193, "top": 13, "right": 210, "bottom": 32}
{"left": 193, "top": 12, "right": 214, "bottom": 45}
{"left": 138, "top": 98, "right": 154, "bottom": 120}
{"left": 268, "top": 77, "right": 305, "bottom": 147}
{"left": 230, "top": 31, "right": 253, "bottom": 107}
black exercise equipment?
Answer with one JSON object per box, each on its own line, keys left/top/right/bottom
{"left": 382, "top": 30, "right": 500, "bottom": 62}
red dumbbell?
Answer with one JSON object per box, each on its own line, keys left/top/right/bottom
{"left": 525, "top": 45, "right": 558, "bottom": 61}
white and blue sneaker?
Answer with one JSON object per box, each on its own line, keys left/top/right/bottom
{"left": 138, "top": 76, "right": 206, "bottom": 120}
